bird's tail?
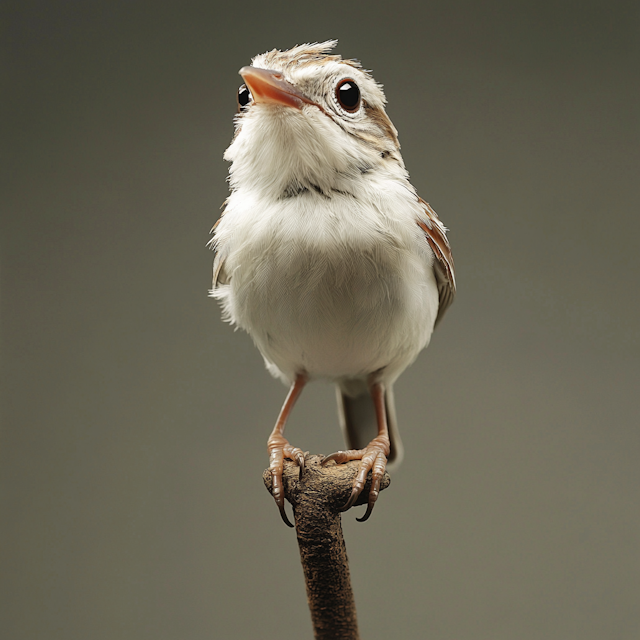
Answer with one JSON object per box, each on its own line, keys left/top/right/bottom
{"left": 335, "top": 383, "right": 404, "bottom": 471}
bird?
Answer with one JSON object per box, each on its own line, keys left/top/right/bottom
{"left": 210, "top": 41, "right": 455, "bottom": 527}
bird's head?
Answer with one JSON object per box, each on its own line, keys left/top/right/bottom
{"left": 224, "top": 41, "right": 406, "bottom": 198}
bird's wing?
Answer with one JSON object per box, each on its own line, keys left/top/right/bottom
{"left": 416, "top": 197, "right": 456, "bottom": 327}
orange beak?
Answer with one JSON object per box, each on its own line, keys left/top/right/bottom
{"left": 239, "top": 66, "right": 316, "bottom": 110}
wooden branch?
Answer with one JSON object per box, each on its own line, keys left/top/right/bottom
{"left": 263, "top": 454, "right": 391, "bottom": 640}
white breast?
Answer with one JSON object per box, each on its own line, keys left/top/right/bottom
{"left": 213, "top": 182, "right": 439, "bottom": 385}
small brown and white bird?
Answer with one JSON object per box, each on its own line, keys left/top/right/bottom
{"left": 210, "top": 41, "right": 455, "bottom": 526}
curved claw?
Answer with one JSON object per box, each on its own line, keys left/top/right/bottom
{"left": 356, "top": 473, "right": 382, "bottom": 522}
{"left": 296, "top": 451, "right": 306, "bottom": 478}
{"left": 320, "top": 452, "right": 341, "bottom": 466}
{"left": 340, "top": 486, "right": 361, "bottom": 512}
{"left": 271, "top": 472, "right": 295, "bottom": 528}
{"left": 277, "top": 502, "right": 294, "bottom": 528}
{"left": 356, "top": 502, "right": 375, "bottom": 522}
{"left": 321, "top": 449, "right": 359, "bottom": 466}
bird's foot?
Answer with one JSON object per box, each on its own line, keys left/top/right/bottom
{"left": 321, "top": 434, "right": 390, "bottom": 522}
{"left": 268, "top": 433, "right": 306, "bottom": 527}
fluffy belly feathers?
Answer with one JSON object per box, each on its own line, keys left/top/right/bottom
{"left": 218, "top": 227, "right": 438, "bottom": 382}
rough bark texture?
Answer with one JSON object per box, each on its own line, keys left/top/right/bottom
{"left": 263, "top": 454, "right": 391, "bottom": 640}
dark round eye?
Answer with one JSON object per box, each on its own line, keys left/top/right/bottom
{"left": 335, "top": 79, "right": 361, "bottom": 112}
{"left": 237, "top": 84, "right": 252, "bottom": 111}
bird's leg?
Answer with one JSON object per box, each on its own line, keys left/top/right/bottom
{"left": 322, "top": 380, "right": 390, "bottom": 522}
{"left": 267, "top": 373, "right": 307, "bottom": 527}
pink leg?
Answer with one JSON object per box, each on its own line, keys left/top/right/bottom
{"left": 267, "top": 373, "right": 307, "bottom": 527}
{"left": 322, "top": 381, "right": 390, "bottom": 522}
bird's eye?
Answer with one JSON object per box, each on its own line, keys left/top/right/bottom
{"left": 237, "top": 84, "right": 252, "bottom": 111}
{"left": 335, "top": 79, "right": 361, "bottom": 113}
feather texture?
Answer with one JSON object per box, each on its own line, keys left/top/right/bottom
{"left": 211, "top": 42, "right": 455, "bottom": 475}
{"left": 417, "top": 198, "right": 456, "bottom": 326}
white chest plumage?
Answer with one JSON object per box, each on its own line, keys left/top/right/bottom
{"left": 213, "top": 183, "right": 439, "bottom": 385}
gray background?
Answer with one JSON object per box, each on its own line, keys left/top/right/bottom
{"left": 2, "top": 1, "right": 639, "bottom": 638}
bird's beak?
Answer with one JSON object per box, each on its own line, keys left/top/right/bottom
{"left": 239, "top": 66, "right": 316, "bottom": 110}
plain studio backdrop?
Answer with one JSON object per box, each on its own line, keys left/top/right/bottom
{"left": 1, "top": 1, "right": 639, "bottom": 638}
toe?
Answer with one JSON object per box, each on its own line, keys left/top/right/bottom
{"left": 268, "top": 439, "right": 305, "bottom": 527}
{"left": 270, "top": 467, "right": 294, "bottom": 528}
{"left": 284, "top": 445, "right": 306, "bottom": 477}
{"left": 321, "top": 449, "right": 361, "bottom": 465}
{"left": 356, "top": 453, "right": 386, "bottom": 522}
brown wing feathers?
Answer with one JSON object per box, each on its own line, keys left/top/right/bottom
{"left": 417, "top": 198, "right": 456, "bottom": 326}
